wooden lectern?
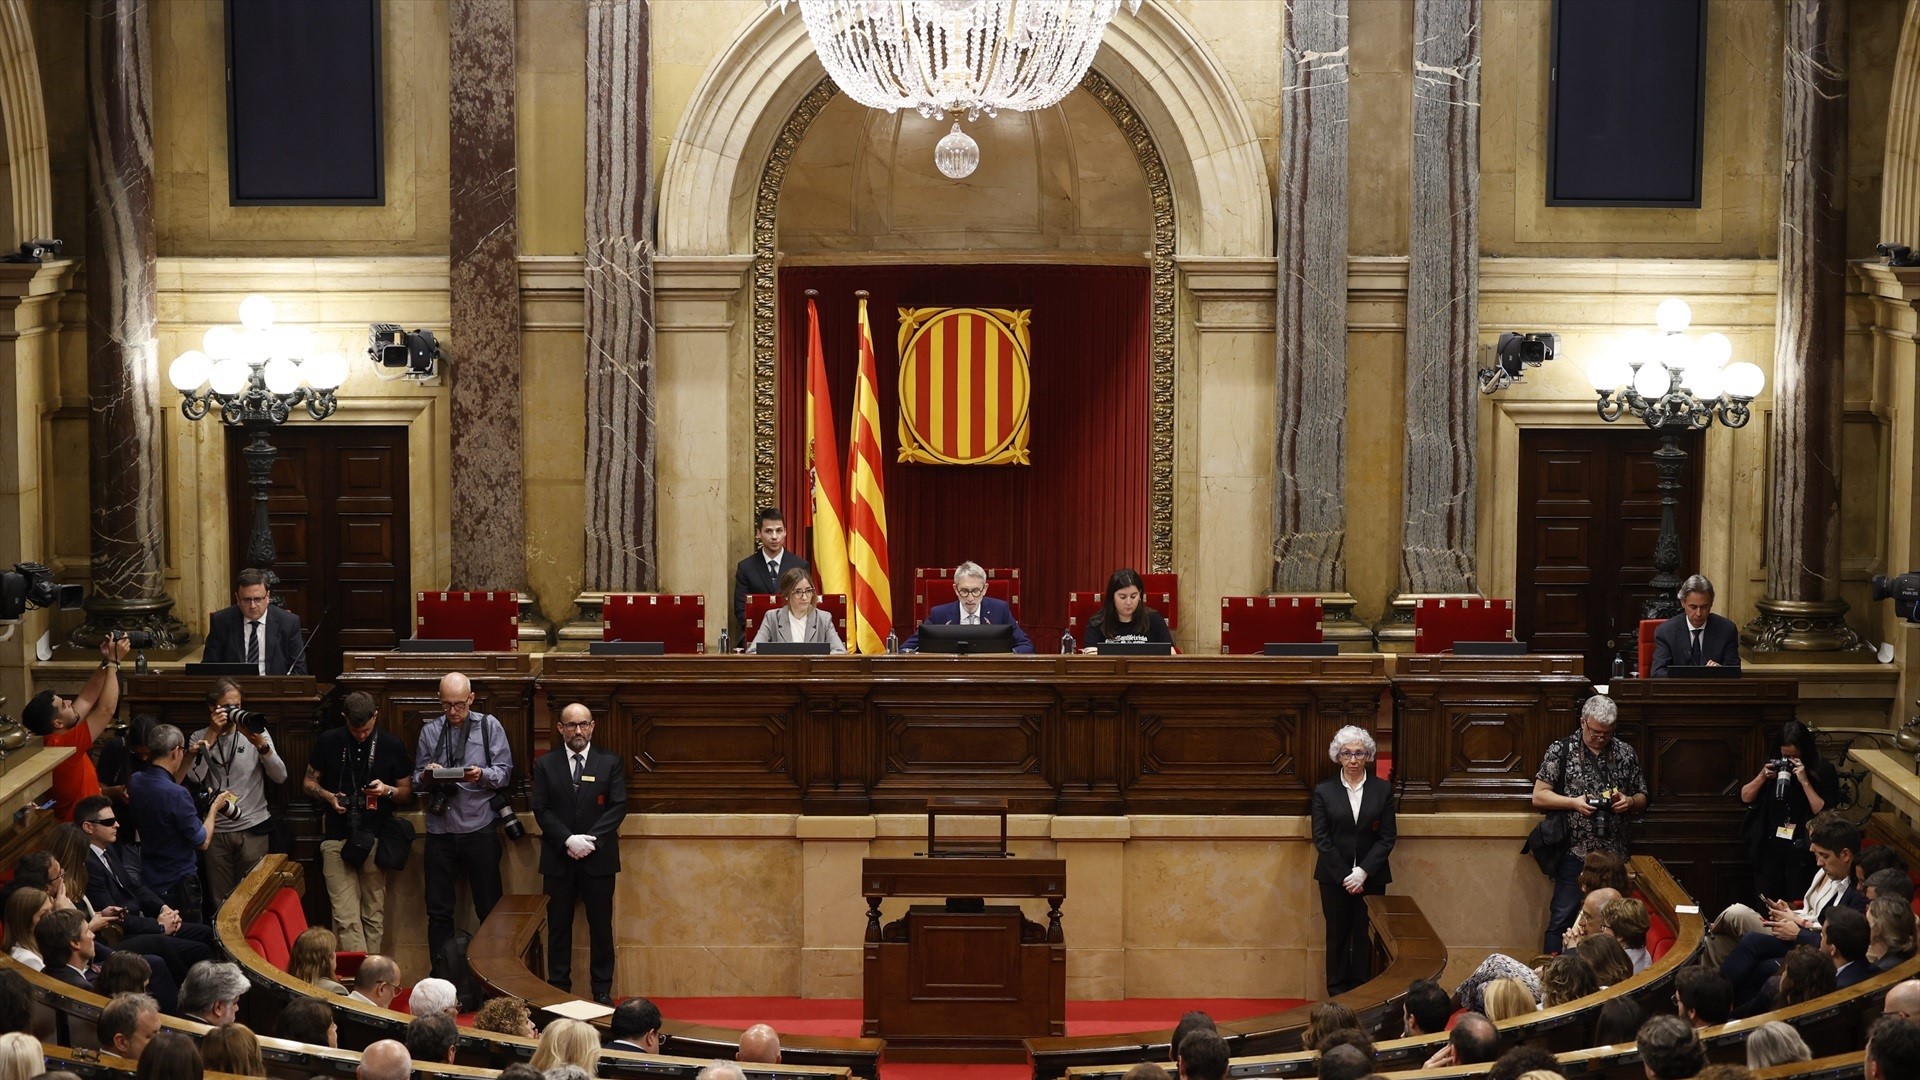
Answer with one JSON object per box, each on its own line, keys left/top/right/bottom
{"left": 861, "top": 798, "right": 1065, "bottom": 1063}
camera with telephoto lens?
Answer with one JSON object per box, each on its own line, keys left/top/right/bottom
{"left": 190, "top": 783, "right": 238, "bottom": 820}
{"left": 219, "top": 704, "right": 270, "bottom": 735}
{"left": 114, "top": 631, "right": 155, "bottom": 650}
{"left": 1768, "top": 757, "right": 1798, "bottom": 776}
{"left": 489, "top": 791, "right": 525, "bottom": 840}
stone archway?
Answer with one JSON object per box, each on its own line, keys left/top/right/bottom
{"left": 1884, "top": 0, "right": 1920, "bottom": 247}
{"left": 0, "top": 0, "right": 51, "bottom": 252}
{"left": 657, "top": 1, "right": 1271, "bottom": 260}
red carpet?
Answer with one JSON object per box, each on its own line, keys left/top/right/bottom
{"left": 653, "top": 996, "right": 1309, "bottom": 1079}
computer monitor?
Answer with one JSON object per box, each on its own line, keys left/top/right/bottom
{"left": 755, "top": 641, "right": 833, "bottom": 656}
{"left": 184, "top": 662, "right": 259, "bottom": 677}
{"left": 1454, "top": 640, "right": 1528, "bottom": 656}
{"left": 1264, "top": 642, "right": 1338, "bottom": 657}
{"left": 1665, "top": 664, "right": 1742, "bottom": 679}
{"left": 914, "top": 622, "right": 1016, "bottom": 655}
{"left": 588, "top": 641, "right": 664, "bottom": 656}
{"left": 396, "top": 638, "right": 474, "bottom": 653}
{"left": 1095, "top": 642, "right": 1173, "bottom": 656}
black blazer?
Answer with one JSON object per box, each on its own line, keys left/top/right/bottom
{"left": 84, "top": 847, "right": 169, "bottom": 933}
{"left": 204, "top": 602, "right": 307, "bottom": 675}
{"left": 733, "top": 551, "right": 811, "bottom": 633}
{"left": 530, "top": 746, "right": 628, "bottom": 877}
{"left": 1650, "top": 612, "right": 1740, "bottom": 676}
{"left": 1309, "top": 774, "right": 1396, "bottom": 886}
{"left": 47, "top": 964, "right": 92, "bottom": 991}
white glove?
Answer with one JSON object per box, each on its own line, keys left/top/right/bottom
{"left": 1342, "top": 867, "right": 1367, "bottom": 889}
{"left": 565, "top": 834, "right": 596, "bottom": 859}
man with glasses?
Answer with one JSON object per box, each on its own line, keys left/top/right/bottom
{"left": 1531, "top": 695, "right": 1648, "bottom": 952}
{"left": 531, "top": 702, "right": 628, "bottom": 1004}
{"left": 306, "top": 691, "right": 413, "bottom": 951}
{"left": 348, "top": 954, "right": 404, "bottom": 1009}
{"left": 74, "top": 795, "right": 220, "bottom": 966}
{"left": 203, "top": 568, "right": 307, "bottom": 675}
{"left": 414, "top": 671, "right": 513, "bottom": 979}
{"left": 902, "top": 561, "right": 1033, "bottom": 653}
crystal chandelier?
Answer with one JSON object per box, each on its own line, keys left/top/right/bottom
{"left": 778, "top": 0, "right": 1143, "bottom": 178}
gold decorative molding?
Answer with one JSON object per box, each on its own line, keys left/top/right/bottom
{"left": 749, "top": 70, "right": 1177, "bottom": 572}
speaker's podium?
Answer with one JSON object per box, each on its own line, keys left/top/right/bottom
{"left": 860, "top": 797, "right": 1065, "bottom": 1063}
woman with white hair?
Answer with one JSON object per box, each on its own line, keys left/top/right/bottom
{"left": 407, "top": 978, "right": 460, "bottom": 1018}
{"left": 1744, "top": 1020, "right": 1811, "bottom": 1068}
{"left": 1309, "top": 724, "right": 1396, "bottom": 994}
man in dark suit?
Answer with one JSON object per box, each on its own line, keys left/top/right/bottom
{"left": 901, "top": 561, "right": 1034, "bottom": 653}
{"left": 531, "top": 702, "right": 628, "bottom": 1004}
{"left": 203, "top": 568, "right": 307, "bottom": 675}
{"left": 1309, "top": 726, "right": 1396, "bottom": 996}
{"left": 732, "top": 508, "right": 810, "bottom": 639}
{"left": 75, "top": 795, "right": 220, "bottom": 968}
{"left": 35, "top": 908, "right": 95, "bottom": 990}
{"left": 1650, "top": 573, "right": 1740, "bottom": 676}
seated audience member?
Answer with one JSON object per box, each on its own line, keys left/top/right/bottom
{"left": 1576, "top": 934, "right": 1634, "bottom": 986}
{"left": 1693, "top": 1068, "right": 1754, "bottom": 1080}
{"left": 1868, "top": 1015, "right": 1920, "bottom": 1080}
{"left": 407, "top": 977, "right": 459, "bottom": 1018}
{"left": 901, "top": 561, "right": 1035, "bottom": 653}
{"left": 1423, "top": 1011, "right": 1497, "bottom": 1069}
{"left": 1824, "top": 904, "right": 1874, "bottom": 988}
{"left": 1865, "top": 867, "right": 1916, "bottom": 905}
{"left": 403, "top": 1014, "right": 458, "bottom": 1065}
{"left": 1855, "top": 844, "right": 1909, "bottom": 887}
{"left": 1539, "top": 954, "right": 1598, "bottom": 1008}
{"left": 355, "top": 1041, "right": 411, "bottom": 1080}
{"left": 1300, "top": 1001, "right": 1358, "bottom": 1052}
{"left": 20, "top": 636, "right": 131, "bottom": 820}
{"left": 1673, "top": 967, "right": 1731, "bottom": 1027}
{"left": 5, "top": 887, "right": 51, "bottom": 970}
{"left": 275, "top": 997, "right": 338, "bottom": 1048}
{"left": 544, "top": 1067, "right": 592, "bottom": 1080}
{"left": 531, "top": 1019, "right": 602, "bottom": 1075}
{"left": 1743, "top": 1020, "right": 1811, "bottom": 1069}
{"left": 48, "top": 819, "right": 211, "bottom": 980}
{"left": 748, "top": 568, "right": 846, "bottom": 653}
{"left": 96, "top": 952, "right": 152, "bottom": 997}
{"left": 288, "top": 928, "right": 348, "bottom": 995}
{"left": 124, "top": 724, "right": 229, "bottom": 925}
{"left": 1315, "top": 1028, "right": 1374, "bottom": 1058}
{"left": 1885, "top": 977, "right": 1920, "bottom": 1020}
{"left": 135, "top": 1031, "right": 204, "bottom": 1080}
{"left": 1402, "top": 978, "right": 1451, "bottom": 1036}
{"left": 474, "top": 996, "right": 538, "bottom": 1039}
{"left": 1080, "top": 568, "right": 1174, "bottom": 650}
{"left": 1563, "top": 885, "right": 1624, "bottom": 952}
{"left": 694, "top": 1066, "right": 744, "bottom": 1080}
{"left": 604, "top": 997, "right": 662, "bottom": 1053}
{"left": 1482, "top": 977, "right": 1538, "bottom": 1021}
{"left": 1715, "top": 812, "right": 1865, "bottom": 996}
{"left": 1485, "top": 1046, "right": 1558, "bottom": 1080}
{"left": 97, "top": 992, "right": 163, "bottom": 1061}
{"left": 1316, "top": 1044, "right": 1369, "bottom": 1080}
{"left": 0, "top": 971, "right": 35, "bottom": 1040}
{"left": 177, "top": 961, "right": 249, "bottom": 1026}
{"left": 1176, "top": 1028, "right": 1228, "bottom": 1080}
{"left": 0, "top": 1031, "right": 43, "bottom": 1080}
{"left": 499, "top": 1066, "right": 543, "bottom": 1080}
{"left": 347, "top": 955, "right": 402, "bottom": 1009}
{"left": 1592, "top": 997, "right": 1647, "bottom": 1046}
{"left": 1638, "top": 1014, "right": 1707, "bottom": 1080}
{"left": 1123, "top": 1066, "right": 1174, "bottom": 1080}
{"left": 34, "top": 909, "right": 94, "bottom": 989}
{"left": 735, "top": 1023, "right": 780, "bottom": 1064}
{"left": 74, "top": 797, "right": 219, "bottom": 961}
{"left": 1602, "top": 897, "right": 1655, "bottom": 974}
{"left": 1869, "top": 895, "right": 1918, "bottom": 971}
{"left": 1169, "top": 1010, "right": 1218, "bottom": 1064}
{"left": 1455, "top": 952, "right": 1542, "bottom": 1013}
{"left": 200, "top": 1023, "right": 266, "bottom": 1077}
{"left": 1772, "top": 943, "right": 1837, "bottom": 1010}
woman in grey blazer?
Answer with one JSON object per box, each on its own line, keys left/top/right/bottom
{"left": 748, "top": 567, "right": 847, "bottom": 653}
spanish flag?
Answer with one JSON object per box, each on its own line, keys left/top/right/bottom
{"left": 803, "top": 296, "right": 850, "bottom": 597}
{"left": 846, "top": 294, "right": 893, "bottom": 654}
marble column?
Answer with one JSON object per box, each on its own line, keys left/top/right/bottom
{"left": 1746, "top": 0, "right": 1860, "bottom": 652}
{"left": 74, "top": 0, "right": 182, "bottom": 648}
{"left": 447, "top": 0, "right": 526, "bottom": 594}
{"left": 1270, "top": 0, "right": 1349, "bottom": 595}
{"left": 1397, "top": 0, "right": 1481, "bottom": 598}
{"left": 580, "top": 0, "right": 657, "bottom": 599}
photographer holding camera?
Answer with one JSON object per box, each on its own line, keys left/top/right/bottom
{"left": 21, "top": 634, "right": 132, "bottom": 820}
{"left": 1739, "top": 721, "right": 1839, "bottom": 908}
{"left": 413, "top": 672, "right": 514, "bottom": 979}
{"left": 185, "top": 679, "right": 287, "bottom": 911}
{"left": 1531, "top": 695, "right": 1648, "bottom": 953}
{"left": 124, "top": 724, "right": 230, "bottom": 923}
{"left": 305, "top": 691, "right": 413, "bottom": 952}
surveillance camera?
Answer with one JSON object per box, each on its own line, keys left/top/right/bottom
{"left": 0, "top": 239, "right": 64, "bottom": 265}
{"left": 1876, "top": 243, "right": 1920, "bottom": 267}
{"left": 367, "top": 324, "right": 443, "bottom": 378}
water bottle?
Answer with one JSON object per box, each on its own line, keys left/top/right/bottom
{"left": 1061, "top": 628, "right": 1076, "bottom": 654}
{"left": 1610, "top": 653, "right": 1625, "bottom": 682}
{"left": 884, "top": 629, "right": 898, "bottom": 655}
{"left": 717, "top": 627, "right": 730, "bottom": 655}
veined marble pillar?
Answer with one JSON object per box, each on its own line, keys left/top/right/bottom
{"left": 75, "top": 0, "right": 182, "bottom": 648}
{"left": 581, "top": 0, "right": 657, "bottom": 594}
{"left": 1398, "top": 0, "right": 1481, "bottom": 598}
{"left": 1747, "top": 0, "right": 1859, "bottom": 652}
{"left": 448, "top": 0, "right": 526, "bottom": 595}
{"left": 1271, "top": 0, "right": 1349, "bottom": 595}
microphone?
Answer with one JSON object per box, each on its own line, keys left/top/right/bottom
{"left": 287, "top": 606, "right": 329, "bottom": 675}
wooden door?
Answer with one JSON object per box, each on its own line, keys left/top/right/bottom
{"left": 226, "top": 425, "right": 411, "bottom": 682}
{"left": 1515, "top": 428, "right": 1702, "bottom": 681}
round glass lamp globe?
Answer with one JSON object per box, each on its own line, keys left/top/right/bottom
{"left": 1724, "top": 361, "right": 1766, "bottom": 399}
{"left": 1653, "top": 332, "right": 1696, "bottom": 372}
{"left": 1586, "top": 355, "right": 1631, "bottom": 392}
{"left": 1699, "top": 332, "right": 1733, "bottom": 368}
{"left": 235, "top": 329, "right": 271, "bottom": 365}
{"left": 1654, "top": 298, "right": 1693, "bottom": 333}
{"left": 271, "top": 326, "right": 312, "bottom": 361}
{"left": 263, "top": 357, "right": 302, "bottom": 395}
{"left": 203, "top": 325, "right": 239, "bottom": 361}
{"left": 238, "top": 294, "right": 277, "bottom": 331}
{"left": 934, "top": 123, "right": 979, "bottom": 180}
{"left": 1633, "top": 361, "right": 1672, "bottom": 398}
{"left": 306, "top": 352, "right": 348, "bottom": 390}
{"left": 1682, "top": 364, "right": 1724, "bottom": 401}
{"left": 208, "top": 357, "right": 251, "bottom": 396}
{"left": 168, "top": 350, "right": 212, "bottom": 391}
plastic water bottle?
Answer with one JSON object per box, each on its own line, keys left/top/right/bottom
{"left": 1610, "top": 653, "right": 1626, "bottom": 682}
{"left": 717, "top": 628, "right": 730, "bottom": 655}
{"left": 884, "top": 629, "right": 899, "bottom": 655}
{"left": 1061, "top": 629, "right": 1076, "bottom": 654}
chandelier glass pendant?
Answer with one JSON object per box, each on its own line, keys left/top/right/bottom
{"left": 780, "top": 0, "right": 1143, "bottom": 178}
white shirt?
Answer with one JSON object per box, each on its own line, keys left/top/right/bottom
{"left": 784, "top": 609, "right": 808, "bottom": 643}
{"left": 1343, "top": 774, "right": 1366, "bottom": 824}
{"left": 1626, "top": 946, "right": 1651, "bottom": 974}
{"left": 960, "top": 603, "right": 982, "bottom": 625}
{"left": 247, "top": 619, "right": 267, "bottom": 675}
{"left": 1802, "top": 870, "right": 1847, "bottom": 924}
{"left": 9, "top": 945, "right": 41, "bottom": 971}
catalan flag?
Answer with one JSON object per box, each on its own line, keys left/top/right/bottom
{"left": 803, "top": 296, "right": 850, "bottom": 597}
{"left": 846, "top": 294, "right": 893, "bottom": 654}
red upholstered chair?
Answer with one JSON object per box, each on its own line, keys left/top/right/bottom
{"left": 1411, "top": 597, "right": 1514, "bottom": 653}
{"left": 743, "top": 593, "right": 848, "bottom": 641}
{"left": 245, "top": 908, "right": 290, "bottom": 970}
{"left": 1638, "top": 618, "right": 1662, "bottom": 677}
{"left": 389, "top": 986, "right": 412, "bottom": 1014}
{"left": 1065, "top": 592, "right": 1101, "bottom": 643}
{"left": 416, "top": 591, "right": 520, "bottom": 651}
{"left": 1140, "top": 573, "right": 1179, "bottom": 630}
{"left": 913, "top": 567, "right": 1020, "bottom": 624}
{"left": 604, "top": 593, "right": 707, "bottom": 653}
{"left": 1219, "top": 595, "right": 1323, "bottom": 654}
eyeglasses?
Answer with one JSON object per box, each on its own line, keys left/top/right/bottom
{"left": 954, "top": 585, "right": 986, "bottom": 598}
{"left": 791, "top": 587, "right": 815, "bottom": 596}
{"left": 85, "top": 817, "right": 118, "bottom": 829}
{"left": 557, "top": 719, "right": 595, "bottom": 731}
{"left": 1337, "top": 749, "right": 1370, "bottom": 760}
{"left": 440, "top": 698, "right": 473, "bottom": 711}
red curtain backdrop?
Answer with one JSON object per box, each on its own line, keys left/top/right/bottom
{"left": 777, "top": 264, "right": 1151, "bottom": 646}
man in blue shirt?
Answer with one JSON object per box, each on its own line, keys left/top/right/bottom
{"left": 124, "top": 724, "right": 229, "bottom": 923}
{"left": 413, "top": 671, "right": 514, "bottom": 979}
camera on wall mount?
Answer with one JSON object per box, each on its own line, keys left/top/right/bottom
{"left": 1875, "top": 243, "right": 1920, "bottom": 268}
{"left": 0, "top": 562, "right": 83, "bottom": 642}
{"left": 367, "top": 323, "right": 443, "bottom": 379}
{"left": 0, "top": 239, "right": 64, "bottom": 264}
{"left": 1873, "top": 571, "right": 1920, "bottom": 623}
{"left": 1477, "top": 332, "right": 1559, "bottom": 395}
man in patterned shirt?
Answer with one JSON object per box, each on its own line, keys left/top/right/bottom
{"left": 1532, "top": 694, "right": 1648, "bottom": 952}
